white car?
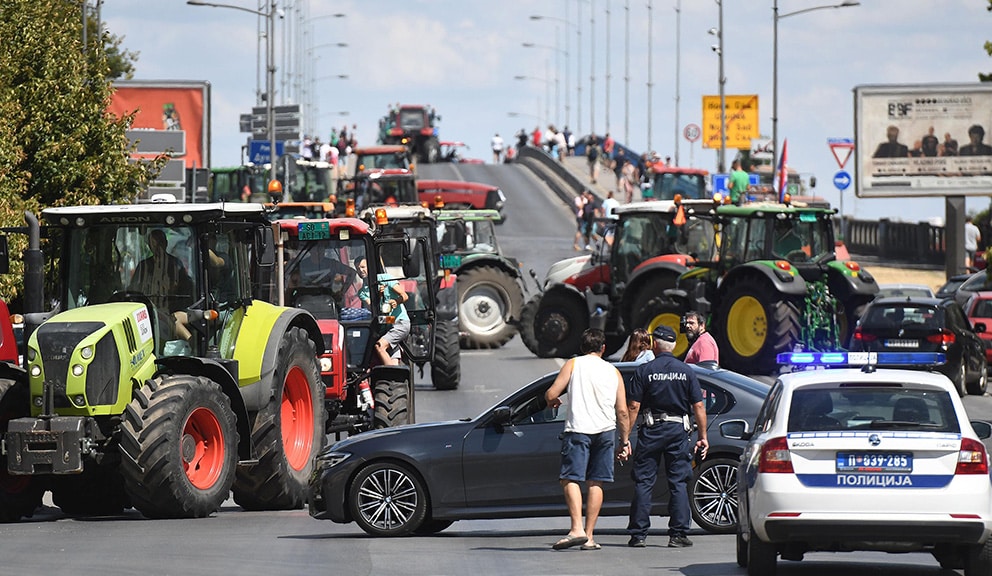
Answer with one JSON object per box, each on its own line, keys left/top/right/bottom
{"left": 737, "top": 352, "right": 992, "bottom": 576}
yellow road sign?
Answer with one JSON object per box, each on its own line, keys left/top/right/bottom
{"left": 702, "top": 94, "right": 760, "bottom": 149}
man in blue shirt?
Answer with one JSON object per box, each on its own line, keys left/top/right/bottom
{"left": 624, "top": 325, "right": 709, "bottom": 548}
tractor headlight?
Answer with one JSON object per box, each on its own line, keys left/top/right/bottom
{"left": 29, "top": 365, "right": 41, "bottom": 377}
{"left": 80, "top": 346, "right": 93, "bottom": 360}
{"left": 319, "top": 357, "right": 333, "bottom": 372}
{"left": 71, "top": 364, "right": 84, "bottom": 377}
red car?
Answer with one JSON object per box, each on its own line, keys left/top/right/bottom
{"left": 964, "top": 290, "right": 992, "bottom": 362}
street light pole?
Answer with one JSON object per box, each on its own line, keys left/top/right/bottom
{"left": 530, "top": 14, "right": 573, "bottom": 130}
{"left": 773, "top": 0, "right": 860, "bottom": 171}
{"left": 710, "top": 0, "right": 726, "bottom": 173}
{"left": 188, "top": 0, "right": 278, "bottom": 184}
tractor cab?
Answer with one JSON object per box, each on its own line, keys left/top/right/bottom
{"left": 335, "top": 168, "right": 419, "bottom": 216}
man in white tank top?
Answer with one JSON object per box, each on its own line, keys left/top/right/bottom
{"left": 545, "top": 328, "right": 631, "bottom": 551}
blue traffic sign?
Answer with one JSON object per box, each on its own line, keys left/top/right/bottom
{"left": 248, "top": 140, "right": 284, "bottom": 164}
{"left": 833, "top": 170, "right": 851, "bottom": 191}
{"left": 712, "top": 173, "right": 729, "bottom": 196}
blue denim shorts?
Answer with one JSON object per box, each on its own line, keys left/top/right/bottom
{"left": 559, "top": 431, "right": 615, "bottom": 483}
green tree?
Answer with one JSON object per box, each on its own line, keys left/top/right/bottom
{"left": 0, "top": 0, "right": 161, "bottom": 304}
{"left": 83, "top": 3, "right": 139, "bottom": 80}
{"left": 984, "top": 0, "right": 992, "bottom": 82}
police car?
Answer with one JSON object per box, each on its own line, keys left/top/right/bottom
{"left": 736, "top": 352, "right": 992, "bottom": 576}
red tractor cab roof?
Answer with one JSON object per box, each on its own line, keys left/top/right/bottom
{"left": 274, "top": 217, "right": 371, "bottom": 236}
{"left": 353, "top": 145, "right": 410, "bottom": 156}
{"left": 417, "top": 179, "right": 497, "bottom": 193}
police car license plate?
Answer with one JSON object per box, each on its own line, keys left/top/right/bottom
{"left": 836, "top": 452, "right": 913, "bottom": 473}
{"left": 884, "top": 339, "right": 918, "bottom": 348}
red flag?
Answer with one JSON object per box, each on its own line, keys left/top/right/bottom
{"left": 776, "top": 139, "right": 789, "bottom": 202}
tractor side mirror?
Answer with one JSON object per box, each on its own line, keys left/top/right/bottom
{"left": 402, "top": 238, "right": 422, "bottom": 278}
{"left": 256, "top": 227, "right": 275, "bottom": 267}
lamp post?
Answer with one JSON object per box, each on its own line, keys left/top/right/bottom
{"left": 514, "top": 75, "right": 552, "bottom": 126}
{"left": 522, "top": 42, "right": 564, "bottom": 127}
{"left": 188, "top": 0, "right": 278, "bottom": 179}
{"left": 773, "top": 0, "right": 860, "bottom": 168}
{"left": 530, "top": 14, "right": 573, "bottom": 131}
{"left": 709, "top": 1, "right": 726, "bottom": 173}
{"left": 308, "top": 42, "right": 349, "bottom": 136}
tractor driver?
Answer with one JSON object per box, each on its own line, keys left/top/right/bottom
{"left": 129, "top": 229, "right": 195, "bottom": 345}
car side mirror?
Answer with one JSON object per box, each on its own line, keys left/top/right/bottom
{"left": 971, "top": 420, "right": 992, "bottom": 440}
{"left": 974, "top": 322, "right": 986, "bottom": 334}
{"left": 491, "top": 406, "right": 511, "bottom": 427}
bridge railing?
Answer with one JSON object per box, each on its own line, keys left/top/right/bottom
{"left": 840, "top": 217, "right": 946, "bottom": 266}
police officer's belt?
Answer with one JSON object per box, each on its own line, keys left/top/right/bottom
{"left": 651, "top": 412, "right": 685, "bottom": 423}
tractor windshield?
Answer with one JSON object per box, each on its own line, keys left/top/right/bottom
{"left": 770, "top": 213, "right": 832, "bottom": 263}
{"left": 398, "top": 109, "right": 427, "bottom": 131}
{"left": 281, "top": 235, "right": 370, "bottom": 321}
{"left": 612, "top": 212, "right": 714, "bottom": 283}
{"left": 653, "top": 172, "right": 708, "bottom": 201}
{"left": 279, "top": 161, "right": 333, "bottom": 202}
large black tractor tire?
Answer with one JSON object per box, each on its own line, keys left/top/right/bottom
{"left": 348, "top": 461, "right": 428, "bottom": 536}
{"left": 51, "top": 463, "right": 129, "bottom": 516}
{"left": 457, "top": 265, "right": 524, "bottom": 350}
{"left": 234, "top": 328, "right": 325, "bottom": 511}
{"left": 373, "top": 379, "right": 411, "bottom": 429}
{"left": 431, "top": 319, "right": 461, "bottom": 390}
{"left": 518, "top": 294, "right": 546, "bottom": 358}
{"left": 0, "top": 380, "right": 43, "bottom": 522}
{"left": 532, "top": 292, "right": 588, "bottom": 358}
{"left": 714, "top": 277, "right": 801, "bottom": 375}
{"left": 632, "top": 295, "right": 689, "bottom": 357}
{"left": 689, "top": 457, "right": 740, "bottom": 534}
{"left": 423, "top": 138, "right": 440, "bottom": 164}
{"left": 120, "top": 375, "right": 238, "bottom": 519}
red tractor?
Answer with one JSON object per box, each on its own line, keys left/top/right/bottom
{"left": 520, "top": 198, "right": 719, "bottom": 358}
{"left": 378, "top": 104, "right": 441, "bottom": 164}
{"left": 417, "top": 179, "right": 507, "bottom": 223}
{"left": 266, "top": 216, "right": 439, "bottom": 433}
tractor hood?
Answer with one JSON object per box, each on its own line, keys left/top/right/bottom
{"left": 543, "top": 254, "right": 593, "bottom": 287}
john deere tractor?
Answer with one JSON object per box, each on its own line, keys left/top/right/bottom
{"left": 664, "top": 201, "right": 878, "bottom": 374}
{"left": 0, "top": 201, "right": 326, "bottom": 521}
{"left": 520, "top": 199, "right": 719, "bottom": 359}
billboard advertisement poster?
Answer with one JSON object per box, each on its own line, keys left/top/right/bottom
{"left": 107, "top": 80, "right": 210, "bottom": 169}
{"left": 854, "top": 83, "right": 992, "bottom": 197}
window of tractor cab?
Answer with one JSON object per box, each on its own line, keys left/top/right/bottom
{"left": 769, "top": 214, "right": 831, "bottom": 263}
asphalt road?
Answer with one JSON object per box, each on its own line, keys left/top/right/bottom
{"left": 0, "top": 161, "right": 986, "bottom": 575}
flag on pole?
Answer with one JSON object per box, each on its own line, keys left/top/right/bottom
{"left": 776, "top": 139, "right": 789, "bottom": 202}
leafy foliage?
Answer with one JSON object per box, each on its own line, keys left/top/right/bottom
{"left": 0, "top": 0, "right": 161, "bottom": 305}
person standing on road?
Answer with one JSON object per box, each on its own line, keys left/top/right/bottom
{"left": 545, "top": 328, "right": 631, "bottom": 551}
{"left": 682, "top": 312, "right": 719, "bottom": 365}
{"left": 624, "top": 325, "right": 708, "bottom": 549}
{"left": 586, "top": 136, "right": 601, "bottom": 183}
{"left": 965, "top": 215, "right": 982, "bottom": 269}
{"left": 728, "top": 159, "right": 749, "bottom": 205}
{"left": 491, "top": 132, "right": 504, "bottom": 164}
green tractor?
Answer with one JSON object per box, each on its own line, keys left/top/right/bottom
{"left": 0, "top": 200, "right": 326, "bottom": 521}
{"left": 664, "top": 201, "right": 878, "bottom": 374}
{"left": 435, "top": 209, "right": 526, "bottom": 349}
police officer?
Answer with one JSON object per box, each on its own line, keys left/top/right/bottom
{"left": 624, "top": 324, "right": 708, "bottom": 548}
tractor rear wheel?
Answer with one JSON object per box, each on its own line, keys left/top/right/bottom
{"left": 120, "top": 375, "right": 238, "bottom": 519}
{"left": 518, "top": 294, "right": 546, "bottom": 357}
{"left": 0, "top": 379, "right": 43, "bottom": 522}
{"left": 632, "top": 296, "right": 688, "bottom": 357}
{"left": 431, "top": 320, "right": 461, "bottom": 390}
{"left": 373, "top": 379, "right": 410, "bottom": 429}
{"left": 234, "top": 327, "right": 325, "bottom": 511}
{"left": 457, "top": 265, "right": 524, "bottom": 349}
{"left": 715, "top": 277, "right": 800, "bottom": 375}
{"left": 533, "top": 292, "right": 587, "bottom": 358}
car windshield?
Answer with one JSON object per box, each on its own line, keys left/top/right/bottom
{"left": 787, "top": 387, "right": 960, "bottom": 433}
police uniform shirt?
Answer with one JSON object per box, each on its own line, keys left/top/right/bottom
{"left": 629, "top": 352, "right": 702, "bottom": 417}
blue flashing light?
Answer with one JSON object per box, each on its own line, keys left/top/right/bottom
{"left": 776, "top": 351, "right": 946, "bottom": 367}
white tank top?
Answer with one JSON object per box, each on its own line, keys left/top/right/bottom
{"left": 564, "top": 355, "right": 620, "bottom": 435}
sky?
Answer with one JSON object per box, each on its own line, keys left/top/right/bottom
{"left": 100, "top": 0, "right": 992, "bottom": 223}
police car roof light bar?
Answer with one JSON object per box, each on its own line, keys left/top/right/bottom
{"left": 776, "top": 351, "right": 946, "bottom": 367}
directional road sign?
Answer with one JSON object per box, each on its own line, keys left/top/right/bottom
{"left": 248, "top": 140, "right": 285, "bottom": 164}
{"left": 833, "top": 170, "right": 852, "bottom": 191}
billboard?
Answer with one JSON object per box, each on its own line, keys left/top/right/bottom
{"left": 108, "top": 80, "right": 210, "bottom": 169}
{"left": 702, "top": 94, "right": 759, "bottom": 150}
{"left": 854, "top": 83, "right": 992, "bottom": 197}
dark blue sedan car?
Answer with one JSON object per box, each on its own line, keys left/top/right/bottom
{"left": 308, "top": 362, "right": 769, "bottom": 536}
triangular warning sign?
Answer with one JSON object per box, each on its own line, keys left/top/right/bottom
{"left": 828, "top": 140, "right": 855, "bottom": 169}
